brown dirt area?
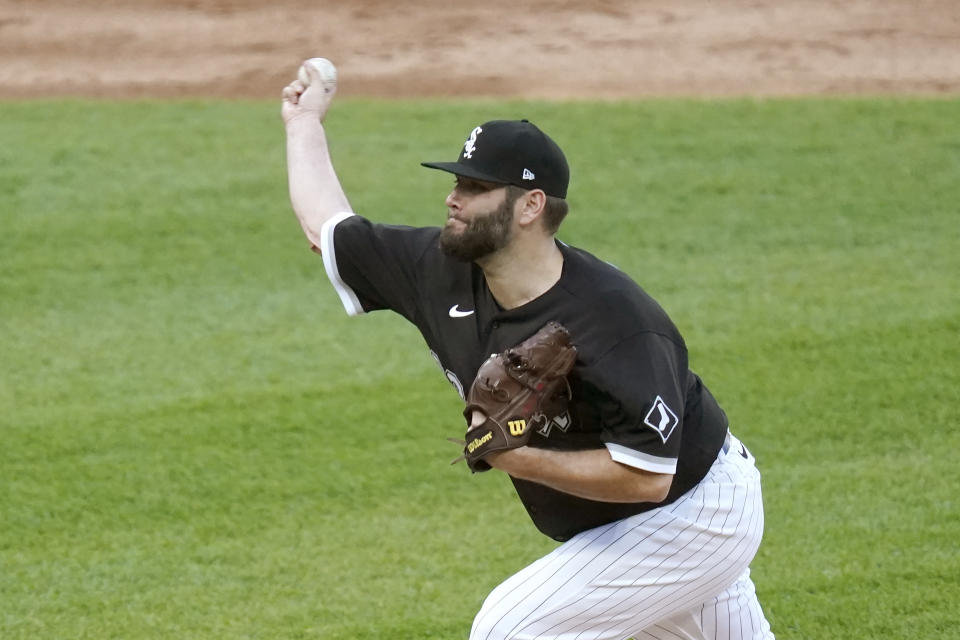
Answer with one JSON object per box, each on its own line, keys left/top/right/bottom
{"left": 1, "top": 0, "right": 959, "bottom": 99}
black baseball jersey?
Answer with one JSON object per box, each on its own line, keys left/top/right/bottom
{"left": 319, "top": 213, "right": 729, "bottom": 541}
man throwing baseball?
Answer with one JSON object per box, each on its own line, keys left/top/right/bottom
{"left": 282, "top": 60, "right": 776, "bottom": 640}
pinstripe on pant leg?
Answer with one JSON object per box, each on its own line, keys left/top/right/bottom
{"left": 700, "top": 569, "right": 774, "bottom": 640}
{"left": 469, "top": 436, "right": 774, "bottom": 640}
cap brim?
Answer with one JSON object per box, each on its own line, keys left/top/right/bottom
{"left": 420, "top": 161, "right": 510, "bottom": 186}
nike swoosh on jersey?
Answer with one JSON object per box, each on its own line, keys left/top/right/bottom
{"left": 448, "top": 304, "right": 475, "bottom": 318}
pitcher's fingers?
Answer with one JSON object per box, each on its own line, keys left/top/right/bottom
{"left": 281, "top": 83, "right": 301, "bottom": 104}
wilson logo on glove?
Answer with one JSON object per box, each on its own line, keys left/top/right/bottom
{"left": 449, "top": 322, "right": 578, "bottom": 472}
{"left": 467, "top": 431, "right": 494, "bottom": 454}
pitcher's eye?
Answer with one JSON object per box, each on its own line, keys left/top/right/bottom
{"left": 456, "top": 177, "right": 498, "bottom": 194}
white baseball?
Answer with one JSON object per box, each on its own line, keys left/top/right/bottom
{"left": 298, "top": 57, "right": 337, "bottom": 93}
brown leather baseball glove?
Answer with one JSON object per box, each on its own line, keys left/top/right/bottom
{"left": 453, "top": 322, "right": 577, "bottom": 472}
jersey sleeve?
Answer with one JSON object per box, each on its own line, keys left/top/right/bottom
{"left": 585, "top": 331, "right": 688, "bottom": 475}
{"left": 319, "top": 212, "right": 437, "bottom": 321}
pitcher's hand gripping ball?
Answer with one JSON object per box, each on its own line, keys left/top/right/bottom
{"left": 282, "top": 57, "right": 338, "bottom": 125}
{"left": 454, "top": 322, "right": 577, "bottom": 472}
{"left": 297, "top": 57, "right": 337, "bottom": 93}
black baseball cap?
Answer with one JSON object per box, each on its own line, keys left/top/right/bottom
{"left": 421, "top": 120, "right": 569, "bottom": 199}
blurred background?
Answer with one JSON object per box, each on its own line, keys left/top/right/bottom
{"left": 2, "top": 0, "right": 959, "bottom": 99}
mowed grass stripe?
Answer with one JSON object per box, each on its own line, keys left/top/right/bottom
{"left": 2, "top": 98, "right": 958, "bottom": 639}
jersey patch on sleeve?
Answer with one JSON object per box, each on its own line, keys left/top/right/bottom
{"left": 643, "top": 395, "right": 679, "bottom": 443}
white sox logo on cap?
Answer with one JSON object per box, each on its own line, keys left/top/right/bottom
{"left": 463, "top": 126, "right": 482, "bottom": 159}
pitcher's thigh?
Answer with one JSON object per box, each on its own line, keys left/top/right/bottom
{"left": 470, "top": 500, "right": 763, "bottom": 640}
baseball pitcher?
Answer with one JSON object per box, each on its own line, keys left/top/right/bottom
{"left": 282, "top": 59, "right": 776, "bottom": 640}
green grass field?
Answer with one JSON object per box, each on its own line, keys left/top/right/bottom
{"left": 2, "top": 98, "right": 958, "bottom": 639}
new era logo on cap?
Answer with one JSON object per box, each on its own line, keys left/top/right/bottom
{"left": 421, "top": 120, "right": 569, "bottom": 198}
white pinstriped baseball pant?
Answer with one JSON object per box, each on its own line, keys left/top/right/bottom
{"left": 470, "top": 433, "right": 775, "bottom": 640}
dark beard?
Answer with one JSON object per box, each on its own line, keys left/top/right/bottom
{"left": 439, "top": 191, "right": 517, "bottom": 262}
